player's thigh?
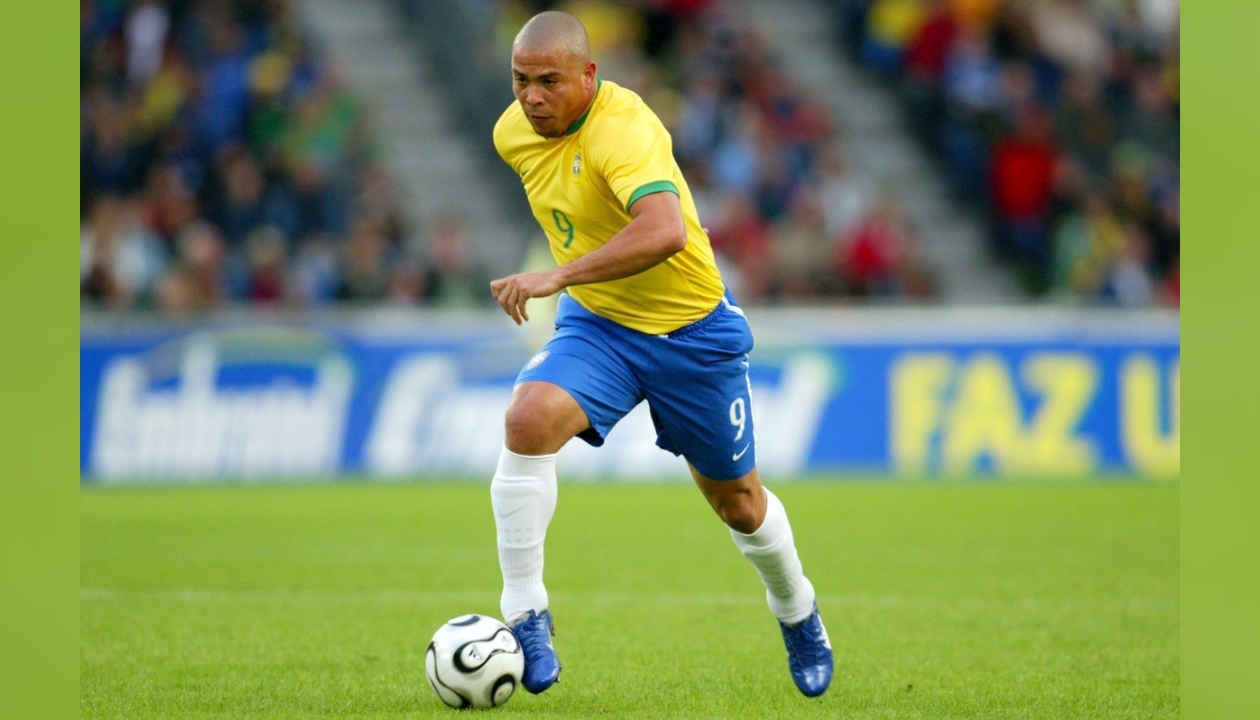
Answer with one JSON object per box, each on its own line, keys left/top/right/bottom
{"left": 514, "top": 331, "right": 643, "bottom": 451}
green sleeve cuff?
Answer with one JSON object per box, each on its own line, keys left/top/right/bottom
{"left": 626, "top": 180, "right": 680, "bottom": 211}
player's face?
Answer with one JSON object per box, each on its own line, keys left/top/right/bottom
{"left": 511, "top": 50, "right": 596, "bottom": 138}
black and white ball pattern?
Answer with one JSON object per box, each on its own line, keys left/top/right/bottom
{"left": 425, "top": 614, "right": 524, "bottom": 709}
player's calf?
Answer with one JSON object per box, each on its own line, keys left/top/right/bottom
{"left": 721, "top": 484, "right": 831, "bottom": 695}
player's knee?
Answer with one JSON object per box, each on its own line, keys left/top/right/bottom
{"left": 504, "top": 389, "right": 577, "bottom": 455}
{"left": 715, "top": 491, "right": 761, "bottom": 534}
{"left": 504, "top": 382, "right": 590, "bottom": 455}
{"left": 504, "top": 404, "right": 552, "bottom": 455}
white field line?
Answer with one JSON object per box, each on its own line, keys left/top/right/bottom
{"left": 79, "top": 587, "right": 1177, "bottom": 612}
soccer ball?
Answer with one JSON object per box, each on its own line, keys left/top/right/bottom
{"left": 425, "top": 614, "right": 525, "bottom": 709}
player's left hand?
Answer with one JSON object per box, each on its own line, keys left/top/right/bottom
{"left": 489, "top": 269, "right": 564, "bottom": 325}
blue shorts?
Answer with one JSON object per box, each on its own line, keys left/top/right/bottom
{"left": 517, "top": 291, "right": 757, "bottom": 481}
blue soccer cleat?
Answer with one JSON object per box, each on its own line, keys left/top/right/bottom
{"left": 779, "top": 603, "right": 833, "bottom": 697}
{"left": 508, "top": 609, "right": 561, "bottom": 694}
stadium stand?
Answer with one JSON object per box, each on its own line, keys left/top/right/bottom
{"left": 79, "top": 0, "right": 462, "bottom": 311}
{"left": 833, "top": 0, "right": 1179, "bottom": 306}
{"left": 81, "top": 0, "right": 1178, "bottom": 310}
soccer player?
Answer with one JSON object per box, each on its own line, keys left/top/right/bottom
{"left": 488, "top": 11, "right": 832, "bottom": 698}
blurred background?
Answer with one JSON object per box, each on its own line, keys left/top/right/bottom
{"left": 79, "top": 0, "right": 1179, "bottom": 482}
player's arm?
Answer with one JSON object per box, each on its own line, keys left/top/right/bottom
{"left": 489, "top": 192, "right": 685, "bottom": 324}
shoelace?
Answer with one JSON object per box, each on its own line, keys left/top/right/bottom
{"left": 784, "top": 620, "right": 825, "bottom": 667}
{"left": 516, "top": 619, "right": 551, "bottom": 658}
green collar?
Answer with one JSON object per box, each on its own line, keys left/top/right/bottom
{"left": 564, "top": 76, "right": 603, "bottom": 136}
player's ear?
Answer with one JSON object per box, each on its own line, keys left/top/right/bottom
{"left": 584, "top": 62, "right": 597, "bottom": 86}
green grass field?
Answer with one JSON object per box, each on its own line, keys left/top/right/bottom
{"left": 81, "top": 480, "right": 1178, "bottom": 719}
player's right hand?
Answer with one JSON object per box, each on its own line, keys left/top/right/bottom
{"left": 489, "top": 269, "right": 564, "bottom": 325}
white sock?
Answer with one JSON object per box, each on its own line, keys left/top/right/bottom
{"left": 491, "top": 447, "right": 557, "bottom": 621}
{"left": 730, "top": 488, "right": 816, "bottom": 625}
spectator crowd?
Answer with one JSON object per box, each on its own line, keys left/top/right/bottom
{"left": 838, "top": 0, "right": 1179, "bottom": 306}
{"left": 83, "top": 0, "right": 1178, "bottom": 311}
{"left": 81, "top": 0, "right": 491, "bottom": 312}
{"left": 497, "top": 0, "right": 937, "bottom": 301}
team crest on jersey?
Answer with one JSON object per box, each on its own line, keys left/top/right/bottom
{"left": 572, "top": 152, "right": 582, "bottom": 177}
{"left": 526, "top": 350, "right": 550, "bottom": 370}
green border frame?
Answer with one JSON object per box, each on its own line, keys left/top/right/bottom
{"left": 1183, "top": 1, "right": 1259, "bottom": 718}
{"left": 6, "top": 1, "right": 1250, "bottom": 716}
{"left": 0, "top": 2, "right": 77, "bottom": 718}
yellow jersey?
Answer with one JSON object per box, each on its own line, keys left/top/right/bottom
{"left": 493, "top": 78, "right": 726, "bottom": 335}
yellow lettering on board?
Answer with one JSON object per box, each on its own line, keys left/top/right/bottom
{"left": 941, "top": 354, "right": 1025, "bottom": 474}
{"left": 890, "top": 354, "right": 954, "bottom": 473}
{"left": 1021, "top": 354, "right": 1099, "bottom": 475}
{"left": 1121, "top": 355, "right": 1180, "bottom": 477}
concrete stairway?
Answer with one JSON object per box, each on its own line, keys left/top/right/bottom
{"left": 730, "top": 0, "right": 1016, "bottom": 303}
{"left": 298, "top": 0, "right": 526, "bottom": 274}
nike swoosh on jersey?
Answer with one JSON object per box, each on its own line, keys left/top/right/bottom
{"left": 732, "top": 444, "right": 751, "bottom": 461}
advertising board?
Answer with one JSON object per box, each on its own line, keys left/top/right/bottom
{"left": 80, "top": 307, "right": 1179, "bottom": 481}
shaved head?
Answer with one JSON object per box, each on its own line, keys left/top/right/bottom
{"left": 513, "top": 11, "right": 591, "bottom": 67}
{"left": 510, "top": 12, "right": 598, "bottom": 138}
